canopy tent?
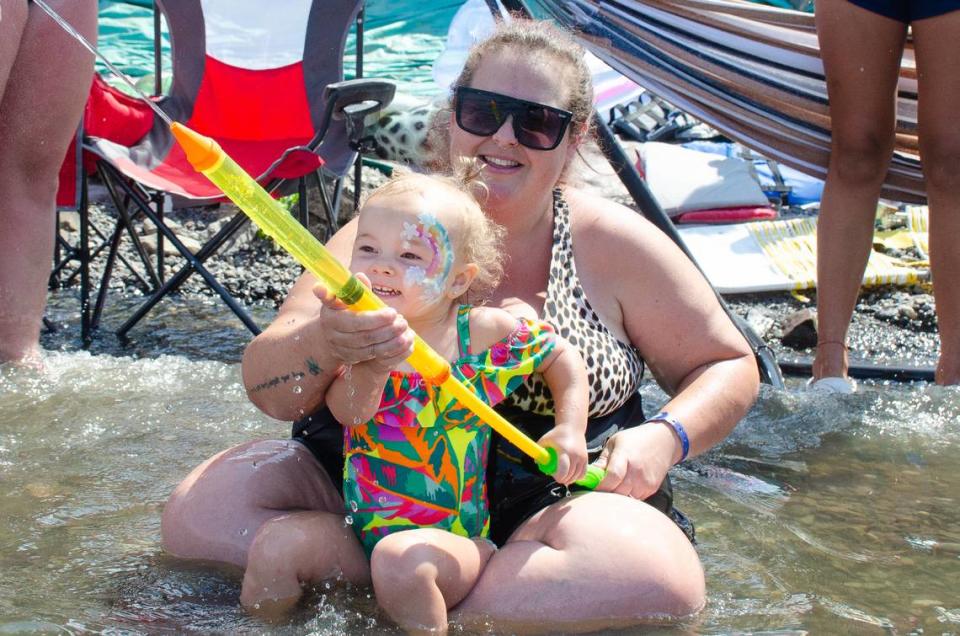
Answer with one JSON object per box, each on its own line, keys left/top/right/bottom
{"left": 523, "top": 0, "right": 925, "bottom": 203}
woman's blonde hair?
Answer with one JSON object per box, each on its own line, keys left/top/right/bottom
{"left": 425, "top": 18, "right": 594, "bottom": 175}
{"left": 363, "top": 161, "right": 505, "bottom": 304}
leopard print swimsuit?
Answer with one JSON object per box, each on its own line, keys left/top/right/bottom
{"left": 504, "top": 189, "right": 645, "bottom": 418}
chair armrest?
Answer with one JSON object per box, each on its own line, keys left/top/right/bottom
{"left": 324, "top": 79, "right": 396, "bottom": 119}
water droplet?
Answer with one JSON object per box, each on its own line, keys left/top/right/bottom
{"left": 324, "top": 581, "right": 332, "bottom": 590}
{"left": 344, "top": 515, "right": 354, "bottom": 526}
{"left": 239, "top": 528, "right": 248, "bottom": 536}
{"left": 349, "top": 500, "right": 358, "bottom": 512}
{"left": 352, "top": 416, "right": 361, "bottom": 426}
{"left": 378, "top": 496, "right": 387, "bottom": 505}
{"left": 292, "top": 385, "right": 303, "bottom": 394}
{"left": 293, "top": 334, "right": 301, "bottom": 342}
{"left": 252, "top": 461, "right": 258, "bottom": 469}
{"left": 253, "top": 603, "right": 260, "bottom": 610}
{"left": 298, "top": 408, "right": 305, "bottom": 415}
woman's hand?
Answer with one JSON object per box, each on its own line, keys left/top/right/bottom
{"left": 538, "top": 427, "right": 588, "bottom": 485}
{"left": 315, "top": 273, "right": 414, "bottom": 373}
{"left": 592, "top": 423, "right": 678, "bottom": 500}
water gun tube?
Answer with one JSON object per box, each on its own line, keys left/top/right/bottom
{"left": 171, "top": 122, "right": 605, "bottom": 489}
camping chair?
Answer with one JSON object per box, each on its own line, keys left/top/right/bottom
{"left": 83, "top": 0, "right": 394, "bottom": 340}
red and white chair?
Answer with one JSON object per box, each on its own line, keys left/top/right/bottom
{"left": 70, "top": 0, "right": 393, "bottom": 341}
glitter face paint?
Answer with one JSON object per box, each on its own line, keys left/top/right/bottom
{"left": 399, "top": 211, "right": 454, "bottom": 299}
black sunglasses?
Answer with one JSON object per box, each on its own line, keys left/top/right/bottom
{"left": 454, "top": 86, "right": 574, "bottom": 151}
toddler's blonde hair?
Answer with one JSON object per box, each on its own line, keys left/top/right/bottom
{"left": 362, "top": 161, "right": 504, "bottom": 304}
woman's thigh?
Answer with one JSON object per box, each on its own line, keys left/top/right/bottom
{"left": 0, "top": 1, "right": 28, "bottom": 102}
{"left": 816, "top": 0, "right": 907, "bottom": 149}
{"left": 454, "top": 492, "right": 704, "bottom": 633}
{"left": 161, "top": 439, "right": 344, "bottom": 568}
{"left": 911, "top": 10, "right": 960, "bottom": 172}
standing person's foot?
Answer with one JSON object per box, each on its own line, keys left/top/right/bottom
{"left": 810, "top": 339, "right": 854, "bottom": 392}
{"left": 807, "top": 376, "right": 857, "bottom": 393}
{"left": 0, "top": 346, "right": 45, "bottom": 371}
{"left": 935, "top": 364, "right": 960, "bottom": 386}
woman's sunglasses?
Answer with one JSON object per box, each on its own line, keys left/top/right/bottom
{"left": 454, "top": 86, "right": 574, "bottom": 151}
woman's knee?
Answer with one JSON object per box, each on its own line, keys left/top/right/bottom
{"left": 920, "top": 136, "right": 960, "bottom": 192}
{"left": 160, "top": 439, "right": 335, "bottom": 564}
{"left": 829, "top": 132, "right": 896, "bottom": 187}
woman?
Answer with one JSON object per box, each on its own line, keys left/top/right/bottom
{"left": 814, "top": 0, "right": 960, "bottom": 387}
{"left": 161, "top": 19, "right": 759, "bottom": 631}
{"left": 0, "top": 0, "right": 96, "bottom": 364}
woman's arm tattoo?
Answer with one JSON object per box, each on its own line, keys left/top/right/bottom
{"left": 248, "top": 357, "right": 323, "bottom": 394}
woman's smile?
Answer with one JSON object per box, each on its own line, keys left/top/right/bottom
{"left": 480, "top": 154, "right": 522, "bottom": 170}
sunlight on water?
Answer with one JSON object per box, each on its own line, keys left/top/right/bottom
{"left": 649, "top": 381, "right": 960, "bottom": 634}
{"left": 1, "top": 295, "right": 957, "bottom": 633}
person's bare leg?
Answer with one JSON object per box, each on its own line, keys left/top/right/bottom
{"left": 911, "top": 10, "right": 960, "bottom": 384}
{"left": 453, "top": 493, "right": 703, "bottom": 634}
{"left": 0, "top": 0, "right": 96, "bottom": 363}
{"left": 0, "top": 1, "right": 29, "bottom": 102}
{"left": 813, "top": 0, "right": 907, "bottom": 380}
{"left": 161, "top": 439, "right": 345, "bottom": 567}
{"left": 240, "top": 510, "right": 370, "bottom": 616}
{"left": 370, "top": 528, "right": 496, "bottom": 635}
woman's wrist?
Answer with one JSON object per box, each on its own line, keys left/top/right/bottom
{"left": 643, "top": 411, "right": 690, "bottom": 464}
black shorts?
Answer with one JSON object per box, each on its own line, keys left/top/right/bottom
{"left": 292, "top": 393, "right": 695, "bottom": 546}
{"left": 847, "top": 0, "right": 960, "bottom": 22}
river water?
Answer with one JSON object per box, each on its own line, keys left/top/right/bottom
{"left": 2, "top": 290, "right": 957, "bottom": 634}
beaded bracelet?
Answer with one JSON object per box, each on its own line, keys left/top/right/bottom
{"left": 644, "top": 411, "right": 690, "bottom": 464}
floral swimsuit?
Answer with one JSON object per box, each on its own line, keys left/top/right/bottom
{"left": 343, "top": 305, "right": 557, "bottom": 556}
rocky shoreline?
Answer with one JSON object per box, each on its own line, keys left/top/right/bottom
{"left": 51, "top": 147, "right": 940, "bottom": 379}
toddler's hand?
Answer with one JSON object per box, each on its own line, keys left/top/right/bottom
{"left": 538, "top": 427, "right": 588, "bottom": 485}
{"left": 314, "top": 272, "right": 413, "bottom": 370}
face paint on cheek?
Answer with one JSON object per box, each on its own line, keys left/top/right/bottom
{"left": 399, "top": 212, "right": 455, "bottom": 300}
{"left": 404, "top": 265, "right": 428, "bottom": 289}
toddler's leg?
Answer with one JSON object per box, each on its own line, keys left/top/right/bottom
{"left": 240, "top": 511, "right": 370, "bottom": 616}
{"left": 370, "top": 529, "right": 496, "bottom": 635}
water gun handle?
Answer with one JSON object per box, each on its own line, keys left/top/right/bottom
{"left": 536, "top": 446, "right": 606, "bottom": 490}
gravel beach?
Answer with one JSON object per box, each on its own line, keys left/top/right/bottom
{"left": 51, "top": 140, "right": 940, "bottom": 379}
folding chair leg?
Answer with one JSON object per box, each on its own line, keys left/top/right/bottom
{"left": 116, "top": 212, "right": 261, "bottom": 338}
{"left": 311, "top": 170, "right": 342, "bottom": 242}
{"left": 90, "top": 206, "right": 127, "bottom": 333}
{"left": 79, "top": 175, "right": 92, "bottom": 347}
{"left": 298, "top": 177, "right": 309, "bottom": 229}
{"left": 98, "top": 164, "right": 162, "bottom": 288}
{"left": 155, "top": 193, "right": 166, "bottom": 282}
